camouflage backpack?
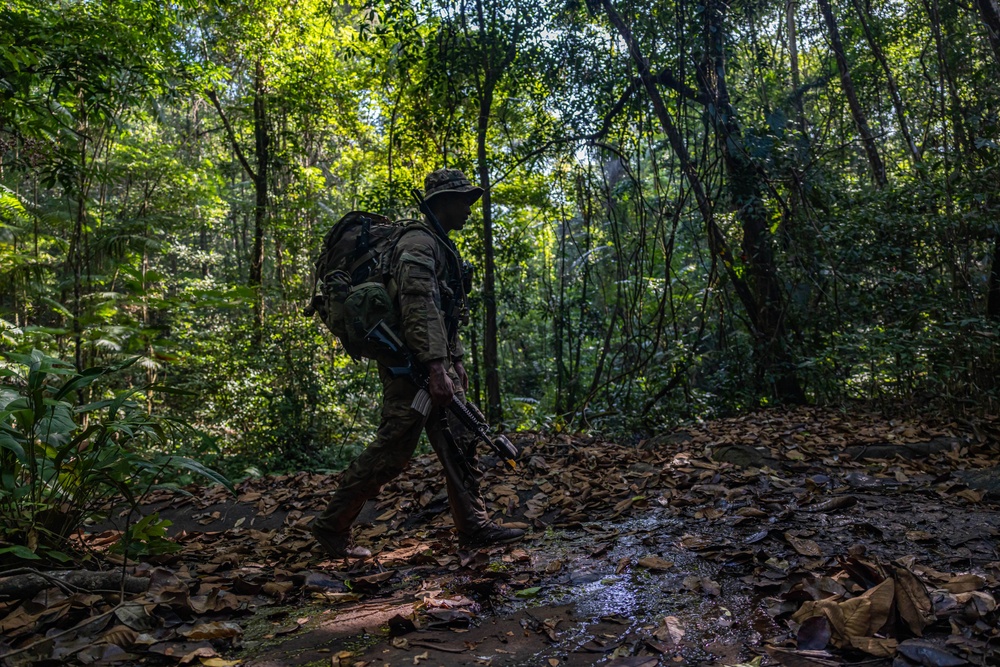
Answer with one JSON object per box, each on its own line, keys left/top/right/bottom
{"left": 305, "top": 211, "right": 407, "bottom": 362}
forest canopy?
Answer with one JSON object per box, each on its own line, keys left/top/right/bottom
{"left": 2, "top": 0, "right": 1000, "bottom": 475}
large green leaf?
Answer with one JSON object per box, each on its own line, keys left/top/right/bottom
{"left": 161, "top": 456, "right": 235, "bottom": 495}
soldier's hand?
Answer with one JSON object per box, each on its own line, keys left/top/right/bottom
{"left": 427, "top": 360, "right": 455, "bottom": 407}
{"left": 453, "top": 360, "right": 469, "bottom": 392}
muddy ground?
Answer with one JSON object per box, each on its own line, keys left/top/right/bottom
{"left": 2, "top": 407, "right": 999, "bottom": 667}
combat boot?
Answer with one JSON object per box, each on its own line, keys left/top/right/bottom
{"left": 458, "top": 523, "right": 525, "bottom": 549}
{"left": 311, "top": 524, "right": 372, "bottom": 560}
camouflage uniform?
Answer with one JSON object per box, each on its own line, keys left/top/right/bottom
{"left": 313, "top": 189, "right": 492, "bottom": 541}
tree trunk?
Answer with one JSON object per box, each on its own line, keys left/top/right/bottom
{"left": 600, "top": 0, "right": 803, "bottom": 402}
{"left": 786, "top": 0, "right": 806, "bottom": 135}
{"left": 988, "top": 233, "right": 1000, "bottom": 319}
{"left": 976, "top": 0, "right": 1000, "bottom": 319}
{"left": 701, "top": 0, "right": 805, "bottom": 402}
{"left": 849, "top": 0, "right": 921, "bottom": 166}
{"left": 250, "top": 59, "right": 269, "bottom": 334}
{"left": 555, "top": 207, "right": 567, "bottom": 415}
{"left": 817, "top": 0, "right": 888, "bottom": 188}
{"left": 477, "top": 81, "right": 502, "bottom": 424}
{"left": 978, "top": 0, "right": 1000, "bottom": 64}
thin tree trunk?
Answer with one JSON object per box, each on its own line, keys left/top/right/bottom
{"left": 922, "top": 0, "right": 975, "bottom": 158}
{"left": 555, "top": 204, "right": 567, "bottom": 415}
{"left": 817, "top": 0, "right": 887, "bottom": 187}
{"left": 976, "top": 0, "right": 1000, "bottom": 319}
{"left": 598, "top": 0, "right": 759, "bottom": 333}
{"left": 978, "top": 0, "right": 1000, "bottom": 64}
{"left": 988, "top": 234, "right": 1000, "bottom": 319}
{"left": 600, "top": 0, "right": 807, "bottom": 404}
{"left": 787, "top": 0, "right": 806, "bottom": 134}
{"left": 701, "top": 0, "right": 805, "bottom": 402}
{"left": 250, "top": 60, "right": 268, "bottom": 334}
{"left": 850, "top": 0, "right": 921, "bottom": 166}
{"left": 477, "top": 80, "right": 502, "bottom": 423}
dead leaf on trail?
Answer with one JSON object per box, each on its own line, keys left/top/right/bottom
{"left": 894, "top": 568, "right": 933, "bottom": 635}
{"left": 765, "top": 646, "right": 840, "bottom": 667}
{"left": 784, "top": 533, "right": 822, "bottom": 557}
{"left": 149, "top": 642, "right": 215, "bottom": 661}
{"left": 604, "top": 657, "right": 658, "bottom": 667}
{"left": 678, "top": 534, "right": 718, "bottom": 551}
{"left": 792, "top": 577, "right": 894, "bottom": 648}
{"left": 906, "top": 530, "right": 935, "bottom": 543}
{"left": 956, "top": 488, "right": 983, "bottom": 503}
{"left": 262, "top": 580, "right": 294, "bottom": 599}
{"left": 796, "top": 615, "right": 831, "bottom": 651}
{"left": 76, "top": 644, "right": 135, "bottom": 664}
{"left": 897, "top": 639, "right": 966, "bottom": 667}
{"left": 682, "top": 575, "right": 720, "bottom": 595}
{"left": 637, "top": 556, "right": 673, "bottom": 572}
{"left": 802, "top": 496, "right": 857, "bottom": 513}
{"left": 737, "top": 507, "right": 769, "bottom": 517}
{"left": 653, "top": 615, "right": 685, "bottom": 645}
{"left": 940, "top": 573, "right": 985, "bottom": 593}
{"left": 931, "top": 589, "right": 997, "bottom": 620}
{"left": 848, "top": 636, "right": 898, "bottom": 657}
{"left": 101, "top": 624, "right": 138, "bottom": 647}
{"left": 313, "top": 591, "right": 362, "bottom": 603}
{"left": 350, "top": 570, "right": 397, "bottom": 592}
{"left": 180, "top": 621, "right": 243, "bottom": 641}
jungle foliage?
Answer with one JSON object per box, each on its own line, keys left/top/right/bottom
{"left": 2, "top": 0, "right": 1000, "bottom": 477}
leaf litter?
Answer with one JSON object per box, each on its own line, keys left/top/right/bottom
{"left": 0, "top": 406, "right": 998, "bottom": 665}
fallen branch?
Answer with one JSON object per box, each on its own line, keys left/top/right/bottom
{"left": 0, "top": 569, "right": 150, "bottom": 601}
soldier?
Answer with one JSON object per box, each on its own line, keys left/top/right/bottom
{"left": 311, "top": 168, "right": 525, "bottom": 559}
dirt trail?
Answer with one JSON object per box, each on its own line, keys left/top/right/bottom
{"left": 4, "top": 407, "right": 1000, "bottom": 667}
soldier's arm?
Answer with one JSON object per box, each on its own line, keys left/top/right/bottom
{"left": 394, "top": 232, "right": 451, "bottom": 366}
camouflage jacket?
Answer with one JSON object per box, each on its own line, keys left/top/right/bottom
{"left": 388, "top": 219, "right": 466, "bottom": 365}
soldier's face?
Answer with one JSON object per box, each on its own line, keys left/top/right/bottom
{"left": 437, "top": 195, "right": 473, "bottom": 232}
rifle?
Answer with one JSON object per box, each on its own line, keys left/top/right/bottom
{"left": 365, "top": 319, "right": 520, "bottom": 471}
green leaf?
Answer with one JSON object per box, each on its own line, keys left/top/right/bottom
{"left": 161, "top": 456, "right": 235, "bottom": 494}
{"left": 0, "top": 545, "right": 41, "bottom": 560}
{"left": 514, "top": 587, "right": 542, "bottom": 598}
{"left": 0, "top": 433, "right": 27, "bottom": 462}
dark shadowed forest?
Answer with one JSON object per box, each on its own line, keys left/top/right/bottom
{"left": 2, "top": 1, "right": 1000, "bottom": 666}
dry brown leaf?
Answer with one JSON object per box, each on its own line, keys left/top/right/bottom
{"left": 838, "top": 596, "right": 872, "bottom": 643}
{"left": 101, "top": 624, "right": 138, "bottom": 647}
{"left": 179, "top": 646, "right": 219, "bottom": 665}
{"left": 784, "top": 533, "right": 823, "bottom": 557}
{"left": 636, "top": 556, "right": 673, "bottom": 572}
{"left": 941, "top": 573, "right": 985, "bottom": 593}
{"left": 847, "top": 636, "right": 898, "bottom": 657}
{"left": 653, "top": 615, "right": 685, "bottom": 645}
{"left": 765, "top": 646, "right": 840, "bottom": 667}
{"left": 893, "top": 568, "right": 933, "bottom": 636}
{"left": 859, "top": 578, "right": 894, "bottom": 635}
{"left": 181, "top": 621, "right": 243, "bottom": 641}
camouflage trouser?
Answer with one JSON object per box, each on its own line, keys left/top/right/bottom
{"left": 314, "top": 364, "right": 491, "bottom": 538}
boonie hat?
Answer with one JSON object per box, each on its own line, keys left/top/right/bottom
{"left": 424, "top": 168, "right": 484, "bottom": 203}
